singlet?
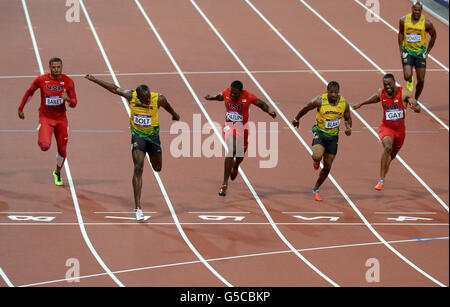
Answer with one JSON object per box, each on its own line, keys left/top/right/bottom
{"left": 402, "top": 14, "right": 427, "bottom": 56}
{"left": 129, "top": 90, "right": 160, "bottom": 137}
{"left": 314, "top": 94, "right": 347, "bottom": 137}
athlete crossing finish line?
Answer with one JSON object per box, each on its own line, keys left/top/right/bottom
{"left": 353, "top": 73, "right": 421, "bottom": 191}
{"left": 85, "top": 74, "right": 180, "bottom": 221}
{"left": 18, "top": 57, "right": 77, "bottom": 186}
{"left": 205, "top": 80, "right": 276, "bottom": 197}
{"left": 292, "top": 81, "right": 352, "bottom": 201}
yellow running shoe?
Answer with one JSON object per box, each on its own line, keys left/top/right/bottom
{"left": 53, "top": 171, "right": 64, "bottom": 186}
{"left": 407, "top": 76, "right": 414, "bottom": 92}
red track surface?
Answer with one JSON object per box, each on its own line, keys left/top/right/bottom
{"left": 0, "top": 0, "right": 448, "bottom": 288}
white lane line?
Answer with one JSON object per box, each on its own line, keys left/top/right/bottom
{"left": 246, "top": 0, "right": 447, "bottom": 287}
{"left": 308, "top": 0, "right": 450, "bottom": 131}
{"left": 246, "top": 0, "right": 449, "bottom": 212}
{"left": 21, "top": 0, "right": 124, "bottom": 288}
{"left": 0, "top": 267, "right": 14, "bottom": 287}
{"left": 78, "top": 0, "right": 232, "bottom": 288}
{"left": 18, "top": 236, "right": 449, "bottom": 287}
{"left": 0, "top": 222, "right": 448, "bottom": 226}
{"left": 137, "top": 0, "right": 339, "bottom": 286}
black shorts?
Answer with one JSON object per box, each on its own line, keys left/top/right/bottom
{"left": 312, "top": 130, "right": 339, "bottom": 155}
{"left": 402, "top": 52, "right": 427, "bottom": 68}
{"left": 131, "top": 133, "right": 162, "bottom": 156}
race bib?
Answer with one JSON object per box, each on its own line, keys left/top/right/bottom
{"left": 385, "top": 109, "right": 404, "bottom": 121}
{"left": 406, "top": 33, "right": 421, "bottom": 43}
{"left": 325, "top": 118, "right": 341, "bottom": 129}
{"left": 226, "top": 111, "right": 243, "bottom": 122}
{"left": 134, "top": 114, "right": 152, "bottom": 127}
{"left": 45, "top": 96, "right": 64, "bottom": 106}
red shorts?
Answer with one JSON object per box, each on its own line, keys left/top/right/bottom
{"left": 223, "top": 122, "right": 249, "bottom": 153}
{"left": 378, "top": 123, "right": 405, "bottom": 152}
{"left": 38, "top": 115, "right": 69, "bottom": 159}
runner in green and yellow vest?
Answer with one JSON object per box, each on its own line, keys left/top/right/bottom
{"left": 84, "top": 74, "right": 180, "bottom": 221}
{"left": 292, "top": 81, "right": 352, "bottom": 202}
{"left": 398, "top": 1, "right": 436, "bottom": 99}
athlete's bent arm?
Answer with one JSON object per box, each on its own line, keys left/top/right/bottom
{"left": 158, "top": 95, "right": 180, "bottom": 121}
{"left": 62, "top": 80, "right": 77, "bottom": 108}
{"left": 255, "top": 99, "right": 276, "bottom": 119}
{"left": 344, "top": 103, "right": 352, "bottom": 136}
{"left": 403, "top": 90, "right": 421, "bottom": 113}
{"left": 85, "top": 74, "right": 133, "bottom": 101}
{"left": 204, "top": 93, "right": 224, "bottom": 101}
{"left": 425, "top": 20, "right": 437, "bottom": 57}
{"left": 292, "top": 96, "right": 321, "bottom": 128}
{"left": 398, "top": 17, "right": 405, "bottom": 57}
{"left": 352, "top": 89, "right": 382, "bottom": 110}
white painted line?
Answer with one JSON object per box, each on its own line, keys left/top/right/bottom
{"left": 282, "top": 212, "right": 344, "bottom": 214}
{"left": 245, "top": 0, "right": 447, "bottom": 287}
{"left": 105, "top": 216, "right": 150, "bottom": 221}
{"left": 18, "top": 236, "right": 449, "bottom": 287}
{"left": 0, "top": 212, "right": 63, "bottom": 214}
{"left": 80, "top": 0, "right": 232, "bottom": 288}
{"left": 375, "top": 212, "right": 438, "bottom": 215}
{"left": 188, "top": 212, "right": 251, "bottom": 214}
{"left": 22, "top": 0, "right": 124, "bottom": 288}
{"left": 0, "top": 267, "right": 14, "bottom": 287}
{"left": 0, "top": 222, "right": 448, "bottom": 226}
{"left": 94, "top": 211, "right": 157, "bottom": 214}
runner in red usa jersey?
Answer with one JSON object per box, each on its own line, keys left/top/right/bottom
{"left": 353, "top": 73, "right": 421, "bottom": 191}
{"left": 18, "top": 57, "right": 77, "bottom": 186}
{"left": 205, "top": 80, "right": 276, "bottom": 196}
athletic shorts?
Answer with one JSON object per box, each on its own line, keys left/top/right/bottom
{"left": 402, "top": 51, "right": 427, "bottom": 68}
{"left": 378, "top": 123, "right": 406, "bottom": 152}
{"left": 131, "top": 133, "right": 162, "bottom": 156}
{"left": 223, "top": 122, "right": 249, "bottom": 153}
{"left": 312, "top": 129, "right": 339, "bottom": 155}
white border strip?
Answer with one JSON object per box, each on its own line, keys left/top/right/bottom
{"left": 21, "top": 0, "right": 124, "bottom": 287}
{"left": 0, "top": 267, "right": 14, "bottom": 287}
{"left": 137, "top": 0, "right": 339, "bottom": 287}
{"left": 78, "top": 0, "right": 232, "bottom": 288}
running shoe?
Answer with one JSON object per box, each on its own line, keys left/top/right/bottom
{"left": 53, "top": 171, "right": 63, "bottom": 186}
{"left": 313, "top": 161, "right": 320, "bottom": 170}
{"left": 230, "top": 167, "right": 239, "bottom": 181}
{"left": 374, "top": 179, "right": 384, "bottom": 191}
{"left": 407, "top": 76, "right": 414, "bottom": 92}
{"left": 135, "top": 208, "right": 145, "bottom": 221}
{"left": 312, "top": 188, "right": 322, "bottom": 201}
{"left": 218, "top": 184, "right": 228, "bottom": 197}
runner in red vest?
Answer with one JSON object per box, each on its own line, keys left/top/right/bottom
{"left": 353, "top": 73, "right": 421, "bottom": 190}
{"left": 18, "top": 57, "right": 77, "bottom": 186}
{"left": 205, "top": 80, "right": 276, "bottom": 196}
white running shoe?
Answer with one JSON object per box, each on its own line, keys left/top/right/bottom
{"left": 135, "top": 208, "right": 145, "bottom": 221}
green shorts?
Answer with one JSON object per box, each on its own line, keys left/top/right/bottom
{"left": 402, "top": 51, "right": 427, "bottom": 68}
{"left": 131, "top": 133, "right": 162, "bottom": 156}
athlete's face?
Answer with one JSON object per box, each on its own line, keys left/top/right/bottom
{"left": 383, "top": 78, "right": 396, "bottom": 95}
{"left": 230, "top": 87, "right": 242, "bottom": 102}
{"left": 49, "top": 61, "right": 62, "bottom": 79}
{"left": 327, "top": 87, "right": 340, "bottom": 104}
{"left": 411, "top": 4, "right": 422, "bottom": 20}
{"left": 138, "top": 90, "right": 151, "bottom": 104}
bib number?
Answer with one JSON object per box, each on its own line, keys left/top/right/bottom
{"left": 45, "top": 96, "right": 64, "bottom": 106}
{"left": 406, "top": 33, "right": 421, "bottom": 44}
{"left": 226, "top": 111, "right": 243, "bottom": 122}
{"left": 325, "top": 118, "right": 341, "bottom": 129}
{"left": 134, "top": 114, "right": 152, "bottom": 127}
{"left": 385, "top": 109, "right": 404, "bottom": 121}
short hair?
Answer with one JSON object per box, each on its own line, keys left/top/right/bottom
{"left": 327, "top": 81, "right": 340, "bottom": 90}
{"left": 383, "top": 73, "right": 396, "bottom": 81}
{"left": 136, "top": 84, "right": 150, "bottom": 97}
{"left": 49, "top": 57, "right": 62, "bottom": 65}
{"left": 230, "top": 80, "right": 243, "bottom": 91}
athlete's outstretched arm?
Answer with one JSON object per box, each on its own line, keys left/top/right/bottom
{"left": 352, "top": 89, "right": 382, "bottom": 110}
{"left": 204, "top": 93, "right": 224, "bottom": 101}
{"left": 292, "top": 96, "right": 321, "bottom": 128}
{"left": 255, "top": 99, "right": 276, "bottom": 119}
{"left": 158, "top": 94, "right": 180, "bottom": 121}
{"left": 85, "top": 74, "right": 132, "bottom": 101}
